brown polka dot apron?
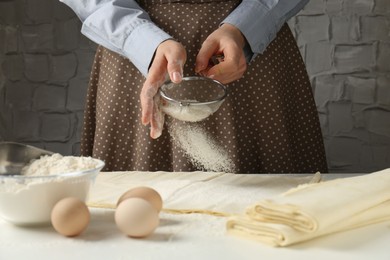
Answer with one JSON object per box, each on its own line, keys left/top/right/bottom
{"left": 81, "top": 0, "right": 328, "bottom": 173}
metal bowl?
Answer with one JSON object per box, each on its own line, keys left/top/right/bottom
{"left": 0, "top": 142, "right": 104, "bottom": 226}
{"left": 0, "top": 142, "right": 54, "bottom": 176}
{"left": 159, "top": 76, "right": 227, "bottom": 122}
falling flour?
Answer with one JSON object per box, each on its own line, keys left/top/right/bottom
{"left": 161, "top": 96, "right": 233, "bottom": 172}
{"left": 169, "top": 121, "right": 235, "bottom": 173}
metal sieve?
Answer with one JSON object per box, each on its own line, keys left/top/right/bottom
{"left": 159, "top": 76, "right": 228, "bottom": 122}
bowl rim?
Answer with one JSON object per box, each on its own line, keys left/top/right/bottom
{"left": 0, "top": 158, "right": 105, "bottom": 180}
{"left": 159, "top": 76, "right": 228, "bottom": 106}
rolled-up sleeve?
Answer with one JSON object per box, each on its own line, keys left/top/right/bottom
{"left": 223, "top": 0, "right": 309, "bottom": 60}
{"left": 60, "top": 0, "right": 172, "bottom": 76}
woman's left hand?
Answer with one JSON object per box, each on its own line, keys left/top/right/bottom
{"left": 195, "top": 23, "right": 247, "bottom": 84}
{"left": 141, "top": 39, "right": 186, "bottom": 139}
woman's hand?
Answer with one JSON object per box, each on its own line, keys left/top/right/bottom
{"left": 195, "top": 23, "right": 247, "bottom": 84}
{"left": 140, "top": 39, "right": 186, "bottom": 139}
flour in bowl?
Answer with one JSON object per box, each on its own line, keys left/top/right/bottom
{"left": 21, "top": 153, "right": 101, "bottom": 176}
{"left": 0, "top": 154, "right": 103, "bottom": 225}
{"left": 162, "top": 101, "right": 215, "bottom": 122}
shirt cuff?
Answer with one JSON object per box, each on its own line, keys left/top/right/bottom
{"left": 81, "top": 21, "right": 172, "bottom": 76}
{"left": 222, "top": 1, "right": 278, "bottom": 55}
{"left": 123, "top": 22, "right": 172, "bottom": 76}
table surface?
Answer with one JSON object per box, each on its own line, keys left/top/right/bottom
{"left": 1, "top": 172, "right": 390, "bottom": 260}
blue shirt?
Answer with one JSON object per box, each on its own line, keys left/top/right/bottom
{"left": 60, "top": 0, "right": 309, "bottom": 76}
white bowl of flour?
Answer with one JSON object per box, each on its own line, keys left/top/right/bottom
{"left": 0, "top": 152, "right": 104, "bottom": 226}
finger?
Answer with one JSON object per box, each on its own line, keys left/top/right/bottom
{"left": 205, "top": 55, "right": 236, "bottom": 81}
{"left": 206, "top": 64, "right": 231, "bottom": 84}
{"left": 140, "top": 56, "right": 167, "bottom": 125}
{"left": 167, "top": 57, "right": 184, "bottom": 83}
{"left": 207, "top": 57, "right": 247, "bottom": 84}
{"left": 205, "top": 45, "right": 244, "bottom": 83}
{"left": 150, "top": 95, "right": 165, "bottom": 139}
{"left": 195, "top": 39, "right": 219, "bottom": 73}
{"left": 141, "top": 82, "right": 160, "bottom": 126}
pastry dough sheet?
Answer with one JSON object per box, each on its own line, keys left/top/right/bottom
{"left": 226, "top": 168, "right": 390, "bottom": 246}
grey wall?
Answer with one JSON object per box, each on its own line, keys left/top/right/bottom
{"left": 0, "top": 0, "right": 97, "bottom": 155}
{"left": 288, "top": 0, "right": 390, "bottom": 173}
{"left": 0, "top": 0, "right": 389, "bottom": 173}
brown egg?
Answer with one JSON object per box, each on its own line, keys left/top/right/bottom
{"left": 51, "top": 197, "right": 90, "bottom": 237}
{"left": 117, "top": 186, "right": 163, "bottom": 212}
{"left": 115, "top": 197, "right": 159, "bottom": 238}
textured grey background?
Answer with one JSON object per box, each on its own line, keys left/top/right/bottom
{"left": 0, "top": 0, "right": 389, "bottom": 173}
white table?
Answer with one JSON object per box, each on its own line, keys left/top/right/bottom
{"left": 1, "top": 172, "right": 389, "bottom": 260}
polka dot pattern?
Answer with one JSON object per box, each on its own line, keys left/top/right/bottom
{"left": 81, "top": 0, "right": 328, "bottom": 173}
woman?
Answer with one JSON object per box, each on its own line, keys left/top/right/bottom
{"left": 61, "top": 0, "right": 328, "bottom": 173}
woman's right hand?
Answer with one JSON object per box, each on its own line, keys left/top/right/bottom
{"left": 140, "top": 39, "right": 187, "bottom": 139}
{"left": 195, "top": 23, "right": 247, "bottom": 84}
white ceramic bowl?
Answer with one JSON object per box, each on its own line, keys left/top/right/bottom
{"left": 0, "top": 142, "right": 104, "bottom": 226}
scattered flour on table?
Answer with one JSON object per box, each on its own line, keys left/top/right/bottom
{"left": 168, "top": 121, "right": 235, "bottom": 173}
{"left": 21, "top": 153, "right": 101, "bottom": 176}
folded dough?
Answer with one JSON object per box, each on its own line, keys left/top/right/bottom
{"left": 226, "top": 168, "right": 390, "bottom": 247}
